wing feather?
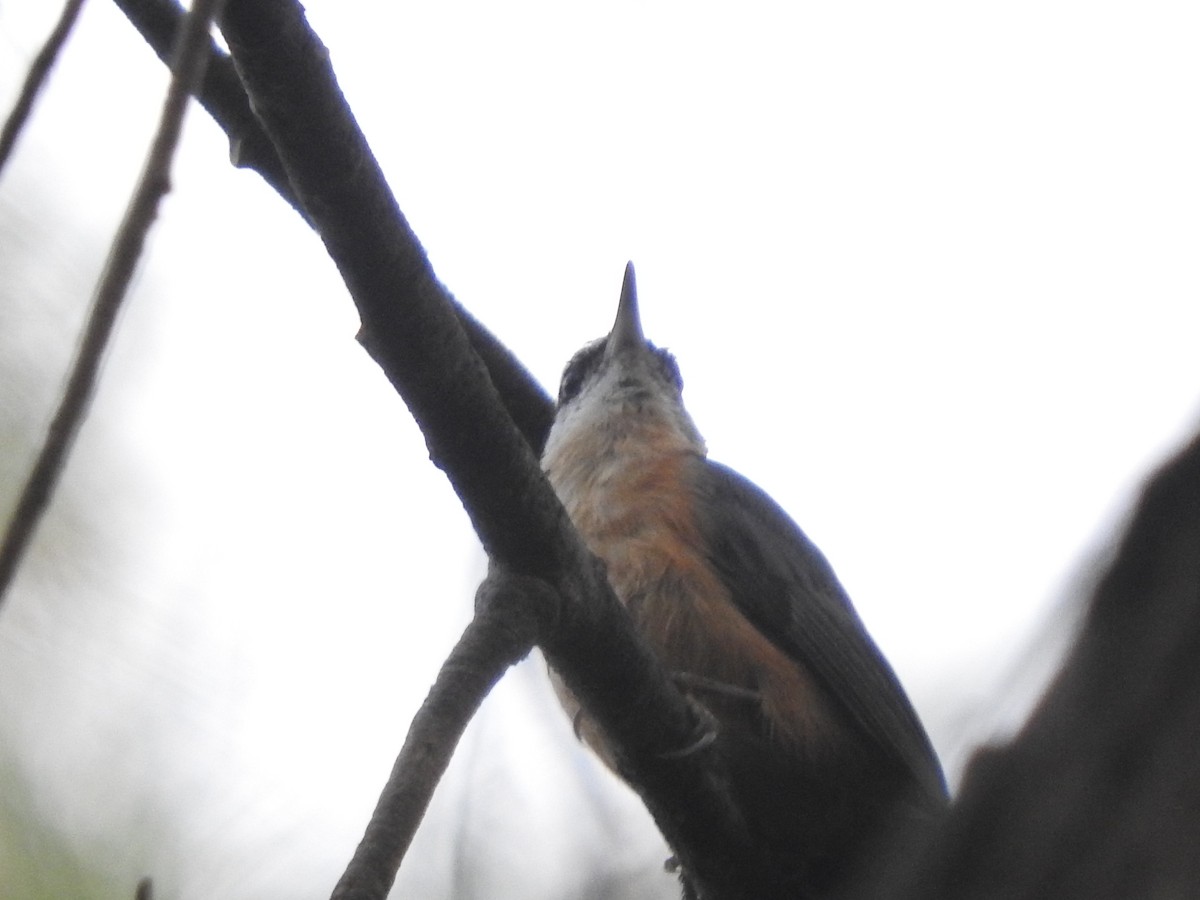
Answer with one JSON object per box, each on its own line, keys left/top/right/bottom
{"left": 692, "top": 459, "right": 947, "bottom": 802}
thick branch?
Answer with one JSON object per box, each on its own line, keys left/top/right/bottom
{"left": 0, "top": 0, "right": 225, "bottom": 605}
{"left": 216, "top": 2, "right": 764, "bottom": 896}
{"left": 111, "top": 0, "right": 556, "bottom": 453}
{"left": 876, "top": 429, "right": 1200, "bottom": 899}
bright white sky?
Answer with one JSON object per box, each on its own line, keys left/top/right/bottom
{"left": 1, "top": 2, "right": 1198, "bottom": 898}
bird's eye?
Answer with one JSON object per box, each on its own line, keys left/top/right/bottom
{"left": 557, "top": 340, "right": 605, "bottom": 406}
{"left": 558, "top": 367, "right": 584, "bottom": 406}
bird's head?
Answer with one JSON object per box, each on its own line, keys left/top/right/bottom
{"left": 543, "top": 263, "right": 706, "bottom": 470}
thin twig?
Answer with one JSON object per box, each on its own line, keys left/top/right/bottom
{"left": 330, "top": 571, "right": 552, "bottom": 900}
{"left": 0, "top": 0, "right": 227, "bottom": 604}
{"left": 0, "top": 0, "right": 87, "bottom": 177}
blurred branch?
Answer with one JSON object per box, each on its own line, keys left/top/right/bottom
{"left": 216, "top": 2, "right": 766, "bottom": 897}
{"left": 110, "top": 0, "right": 557, "bottom": 452}
{"left": 0, "top": 0, "right": 226, "bottom": 603}
{"left": 331, "top": 570, "right": 553, "bottom": 900}
{"left": 135, "top": 877, "right": 153, "bottom": 900}
{"left": 0, "top": 0, "right": 87, "bottom": 177}
{"left": 871, "top": 428, "right": 1200, "bottom": 899}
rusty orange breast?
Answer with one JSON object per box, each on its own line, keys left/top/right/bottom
{"left": 545, "top": 422, "right": 837, "bottom": 754}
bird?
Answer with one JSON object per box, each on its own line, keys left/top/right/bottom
{"left": 540, "top": 263, "right": 947, "bottom": 898}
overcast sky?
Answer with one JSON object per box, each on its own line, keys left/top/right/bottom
{"left": 1, "top": 2, "right": 1198, "bottom": 898}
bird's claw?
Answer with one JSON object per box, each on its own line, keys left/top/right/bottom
{"left": 658, "top": 696, "right": 719, "bottom": 759}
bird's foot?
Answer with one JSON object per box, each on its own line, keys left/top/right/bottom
{"left": 657, "top": 691, "right": 719, "bottom": 759}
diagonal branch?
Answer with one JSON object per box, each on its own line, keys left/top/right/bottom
{"left": 215, "top": 1, "right": 765, "bottom": 897}
{"left": 0, "top": 0, "right": 87, "bottom": 177}
{"left": 110, "top": 0, "right": 556, "bottom": 453}
{"left": 110, "top": 0, "right": 297, "bottom": 214}
{"left": 330, "top": 570, "right": 555, "bottom": 900}
{"left": 0, "top": 0, "right": 227, "bottom": 606}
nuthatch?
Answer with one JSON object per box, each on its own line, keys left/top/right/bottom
{"left": 542, "top": 264, "right": 947, "bottom": 897}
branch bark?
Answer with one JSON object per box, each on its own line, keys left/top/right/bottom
{"left": 330, "top": 570, "right": 554, "bottom": 900}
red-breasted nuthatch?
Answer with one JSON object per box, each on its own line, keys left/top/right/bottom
{"left": 542, "top": 264, "right": 947, "bottom": 897}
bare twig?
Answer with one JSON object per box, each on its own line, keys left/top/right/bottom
{"left": 331, "top": 570, "right": 554, "bottom": 900}
{"left": 0, "top": 0, "right": 87, "bottom": 177}
{"left": 0, "top": 0, "right": 227, "bottom": 604}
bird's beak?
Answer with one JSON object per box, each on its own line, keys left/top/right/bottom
{"left": 607, "top": 261, "right": 644, "bottom": 355}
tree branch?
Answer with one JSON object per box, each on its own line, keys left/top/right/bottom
{"left": 215, "top": 2, "right": 767, "bottom": 896}
{"left": 331, "top": 570, "right": 554, "bottom": 900}
{"left": 874, "top": 428, "right": 1200, "bottom": 899}
{"left": 0, "top": 0, "right": 227, "bottom": 606}
{"left": 110, "top": 0, "right": 556, "bottom": 453}
{"left": 0, "top": 0, "right": 87, "bottom": 177}
{"left": 110, "top": 0, "right": 297, "bottom": 214}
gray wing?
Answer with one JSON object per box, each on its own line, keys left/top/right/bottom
{"left": 692, "top": 458, "right": 947, "bottom": 801}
